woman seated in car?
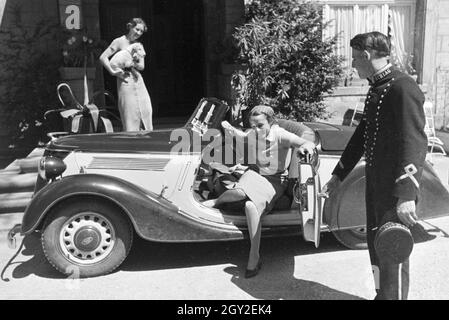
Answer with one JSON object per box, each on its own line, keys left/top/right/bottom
{"left": 204, "top": 105, "right": 315, "bottom": 278}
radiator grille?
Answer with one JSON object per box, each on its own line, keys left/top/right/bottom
{"left": 87, "top": 157, "right": 170, "bottom": 171}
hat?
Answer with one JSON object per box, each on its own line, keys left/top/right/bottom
{"left": 374, "top": 222, "right": 413, "bottom": 264}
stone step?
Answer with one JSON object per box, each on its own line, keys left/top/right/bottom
{"left": 0, "top": 192, "right": 32, "bottom": 214}
{"left": 0, "top": 162, "right": 21, "bottom": 174}
{"left": 27, "top": 148, "right": 45, "bottom": 158}
{"left": 2, "top": 148, "right": 44, "bottom": 174}
{"left": 0, "top": 173, "right": 37, "bottom": 193}
{"left": 16, "top": 157, "right": 41, "bottom": 174}
{"left": 0, "top": 191, "right": 33, "bottom": 201}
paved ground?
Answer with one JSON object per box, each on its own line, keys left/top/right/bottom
{"left": 436, "top": 130, "right": 449, "bottom": 153}
{"left": 1, "top": 216, "right": 448, "bottom": 300}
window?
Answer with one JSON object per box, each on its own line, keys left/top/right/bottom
{"left": 322, "top": 0, "right": 417, "bottom": 84}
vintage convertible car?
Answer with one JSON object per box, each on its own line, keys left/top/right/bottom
{"left": 8, "top": 98, "right": 449, "bottom": 278}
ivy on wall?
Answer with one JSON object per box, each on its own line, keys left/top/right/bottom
{"left": 0, "top": 16, "right": 63, "bottom": 149}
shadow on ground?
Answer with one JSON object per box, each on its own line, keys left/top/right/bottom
{"left": 2, "top": 223, "right": 443, "bottom": 300}
{"left": 122, "top": 232, "right": 366, "bottom": 300}
{"left": 1, "top": 233, "right": 64, "bottom": 281}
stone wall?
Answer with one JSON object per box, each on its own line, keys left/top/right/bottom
{"left": 432, "top": 0, "right": 449, "bottom": 129}
{"left": 324, "top": 83, "right": 429, "bottom": 126}
{"left": 324, "top": 86, "right": 369, "bottom": 125}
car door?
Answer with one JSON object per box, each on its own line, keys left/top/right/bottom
{"left": 294, "top": 151, "right": 322, "bottom": 248}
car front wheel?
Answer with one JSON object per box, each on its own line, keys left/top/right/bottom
{"left": 332, "top": 227, "right": 368, "bottom": 250}
{"left": 41, "top": 198, "right": 133, "bottom": 278}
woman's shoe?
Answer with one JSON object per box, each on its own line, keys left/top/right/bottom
{"left": 244, "top": 260, "right": 262, "bottom": 278}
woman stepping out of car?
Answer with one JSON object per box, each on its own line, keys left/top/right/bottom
{"left": 203, "top": 105, "right": 315, "bottom": 278}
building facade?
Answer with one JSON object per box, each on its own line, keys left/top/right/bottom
{"left": 321, "top": 0, "right": 449, "bottom": 128}
{"left": 0, "top": 0, "right": 448, "bottom": 143}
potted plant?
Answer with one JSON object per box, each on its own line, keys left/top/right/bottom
{"left": 59, "top": 29, "right": 106, "bottom": 104}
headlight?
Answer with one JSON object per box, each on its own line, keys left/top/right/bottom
{"left": 38, "top": 156, "right": 67, "bottom": 180}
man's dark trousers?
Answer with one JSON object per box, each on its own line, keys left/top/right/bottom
{"left": 366, "top": 169, "right": 410, "bottom": 300}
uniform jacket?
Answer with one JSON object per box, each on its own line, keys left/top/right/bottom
{"left": 332, "top": 67, "right": 427, "bottom": 202}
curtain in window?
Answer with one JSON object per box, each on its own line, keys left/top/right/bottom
{"left": 389, "top": 5, "right": 415, "bottom": 71}
{"left": 326, "top": 6, "right": 354, "bottom": 71}
{"left": 357, "top": 5, "right": 389, "bottom": 35}
{"left": 323, "top": 2, "right": 415, "bottom": 84}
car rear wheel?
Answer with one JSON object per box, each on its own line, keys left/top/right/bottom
{"left": 332, "top": 227, "right": 368, "bottom": 250}
{"left": 41, "top": 198, "right": 133, "bottom": 278}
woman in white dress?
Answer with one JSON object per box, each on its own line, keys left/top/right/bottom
{"left": 99, "top": 18, "right": 153, "bottom": 131}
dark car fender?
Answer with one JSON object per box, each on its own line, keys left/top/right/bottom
{"left": 323, "top": 161, "right": 449, "bottom": 231}
{"left": 22, "top": 174, "right": 243, "bottom": 242}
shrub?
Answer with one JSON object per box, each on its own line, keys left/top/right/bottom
{"left": 0, "top": 21, "right": 62, "bottom": 148}
{"left": 231, "top": 0, "right": 343, "bottom": 122}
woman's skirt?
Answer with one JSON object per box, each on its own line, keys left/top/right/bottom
{"left": 233, "top": 170, "right": 287, "bottom": 214}
{"left": 117, "top": 72, "right": 153, "bottom": 131}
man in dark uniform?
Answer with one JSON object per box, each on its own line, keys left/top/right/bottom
{"left": 321, "top": 32, "right": 427, "bottom": 300}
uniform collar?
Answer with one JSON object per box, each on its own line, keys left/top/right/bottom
{"left": 368, "top": 63, "right": 393, "bottom": 85}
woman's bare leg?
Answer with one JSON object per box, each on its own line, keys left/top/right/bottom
{"left": 244, "top": 200, "right": 262, "bottom": 270}
{"left": 203, "top": 188, "right": 247, "bottom": 207}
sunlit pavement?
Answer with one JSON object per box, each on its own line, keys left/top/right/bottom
{"left": 1, "top": 215, "right": 448, "bottom": 300}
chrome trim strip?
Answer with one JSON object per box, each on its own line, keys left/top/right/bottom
{"left": 87, "top": 157, "right": 170, "bottom": 171}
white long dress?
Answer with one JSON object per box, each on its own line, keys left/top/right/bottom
{"left": 110, "top": 44, "right": 153, "bottom": 131}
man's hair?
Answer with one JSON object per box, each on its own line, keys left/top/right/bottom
{"left": 350, "top": 32, "right": 391, "bottom": 57}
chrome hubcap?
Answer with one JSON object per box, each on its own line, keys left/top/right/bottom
{"left": 59, "top": 212, "right": 115, "bottom": 265}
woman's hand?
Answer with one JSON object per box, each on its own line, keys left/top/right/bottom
{"left": 221, "top": 121, "right": 235, "bottom": 135}
{"left": 230, "top": 164, "right": 248, "bottom": 173}
{"left": 298, "top": 141, "right": 315, "bottom": 155}
{"left": 111, "top": 68, "right": 128, "bottom": 82}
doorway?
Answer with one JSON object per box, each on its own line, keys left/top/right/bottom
{"left": 99, "top": 0, "right": 205, "bottom": 117}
